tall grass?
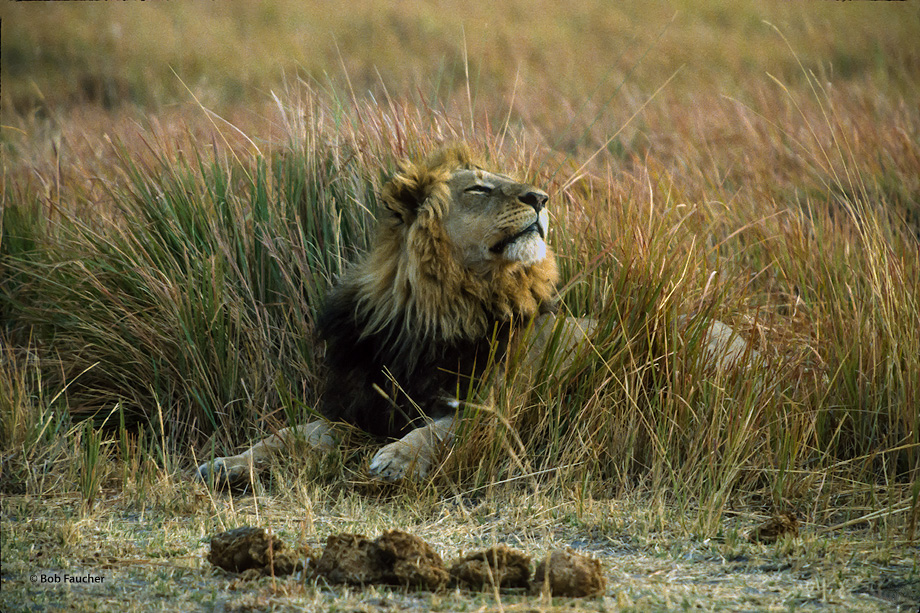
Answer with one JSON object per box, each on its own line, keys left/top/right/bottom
{"left": 3, "top": 60, "right": 918, "bottom": 536}
{"left": 6, "top": 120, "right": 368, "bottom": 450}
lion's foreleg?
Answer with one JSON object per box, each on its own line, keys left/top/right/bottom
{"left": 367, "top": 416, "right": 457, "bottom": 482}
{"left": 196, "top": 420, "right": 337, "bottom": 488}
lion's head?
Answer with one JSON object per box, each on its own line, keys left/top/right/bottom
{"left": 387, "top": 147, "right": 551, "bottom": 268}
{"left": 348, "top": 145, "right": 559, "bottom": 345}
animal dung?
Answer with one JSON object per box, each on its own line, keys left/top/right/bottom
{"left": 746, "top": 512, "right": 800, "bottom": 544}
{"left": 374, "top": 530, "right": 451, "bottom": 589}
{"left": 312, "top": 533, "right": 385, "bottom": 585}
{"left": 532, "top": 548, "right": 606, "bottom": 598}
{"left": 207, "top": 527, "right": 605, "bottom": 597}
{"left": 314, "top": 530, "right": 449, "bottom": 589}
{"left": 450, "top": 545, "right": 531, "bottom": 589}
{"left": 207, "top": 526, "right": 309, "bottom": 576}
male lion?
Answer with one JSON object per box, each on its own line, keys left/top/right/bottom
{"left": 196, "top": 145, "right": 757, "bottom": 488}
{"left": 197, "top": 145, "right": 593, "bottom": 487}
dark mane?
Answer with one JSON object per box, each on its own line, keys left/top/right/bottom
{"left": 317, "top": 284, "right": 512, "bottom": 438}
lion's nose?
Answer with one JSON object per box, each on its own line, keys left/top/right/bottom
{"left": 519, "top": 191, "right": 548, "bottom": 212}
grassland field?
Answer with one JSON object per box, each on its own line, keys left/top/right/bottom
{"left": 1, "top": 1, "right": 919, "bottom": 611}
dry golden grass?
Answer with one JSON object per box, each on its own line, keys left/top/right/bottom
{"left": 2, "top": 1, "right": 919, "bottom": 610}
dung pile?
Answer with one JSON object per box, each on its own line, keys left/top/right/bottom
{"left": 314, "top": 530, "right": 449, "bottom": 589}
{"left": 207, "top": 526, "right": 311, "bottom": 577}
{"left": 746, "top": 512, "right": 799, "bottom": 544}
{"left": 311, "top": 533, "right": 383, "bottom": 585}
{"left": 207, "top": 527, "right": 605, "bottom": 597}
{"left": 532, "top": 547, "right": 606, "bottom": 597}
{"left": 450, "top": 545, "right": 531, "bottom": 589}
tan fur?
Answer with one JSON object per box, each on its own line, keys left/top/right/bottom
{"left": 197, "top": 145, "right": 579, "bottom": 486}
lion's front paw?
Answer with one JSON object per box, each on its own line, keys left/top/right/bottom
{"left": 195, "top": 456, "right": 254, "bottom": 490}
{"left": 367, "top": 441, "right": 433, "bottom": 483}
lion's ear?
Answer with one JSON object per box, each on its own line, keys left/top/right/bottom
{"left": 381, "top": 160, "right": 450, "bottom": 223}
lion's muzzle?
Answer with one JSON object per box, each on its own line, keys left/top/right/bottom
{"left": 489, "top": 206, "right": 549, "bottom": 260}
{"left": 489, "top": 219, "right": 543, "bottom": 254}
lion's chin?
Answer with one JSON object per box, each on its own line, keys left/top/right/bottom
{"left": 503, "top": 233, "right": 547, "bottom": 264}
